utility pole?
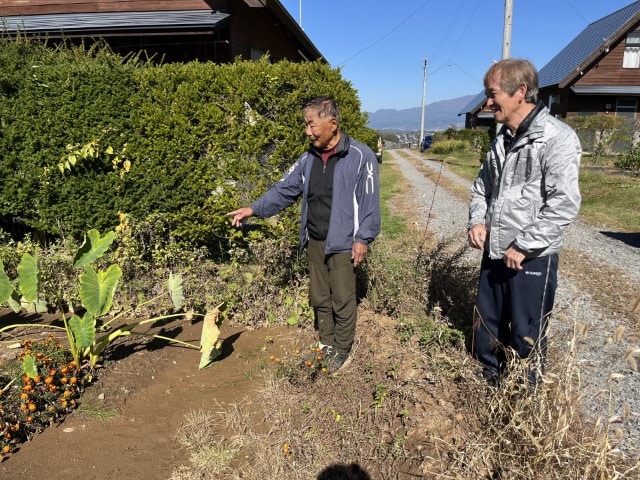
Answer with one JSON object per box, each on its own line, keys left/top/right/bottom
{"left": 419, "top": 58, "right": 428, "bottom": 148}
{"left": 299, "top": 0, "right": 303, "bottom": 29}
{"left": 502, "top": 0, "right": 513, "bottom": 59}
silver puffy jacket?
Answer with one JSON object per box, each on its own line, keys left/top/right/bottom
{"left": 469, "top": 106, "right": 582, "bottom": 260}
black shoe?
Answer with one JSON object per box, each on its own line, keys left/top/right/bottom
{"left": 481, "top": 368, "right": 499, "bottom": 387}
{"left": 327, "top": 351, "right": 349, "bottom": 373}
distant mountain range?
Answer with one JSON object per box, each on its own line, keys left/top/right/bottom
{"left": 366, "top": 94, "right": 476, "bottom": 131}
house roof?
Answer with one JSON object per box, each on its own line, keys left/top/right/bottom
{"left": 0, "top": 9, "right": 232, "bottom": 36}
{"left": 0, "top": 0, "right": 324, "bottom": 61}
{"left": 538, "top": 1, "right": 640, "bottom": 88}
{"left": 458, "top": 91, "right": 486, "bottom": 116}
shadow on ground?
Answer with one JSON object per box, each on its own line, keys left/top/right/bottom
{"left": 600, "top": 231, "right": 640, "bottom": 248}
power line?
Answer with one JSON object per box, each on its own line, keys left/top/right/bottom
{"left": 448, "top": 62, "right": 483, "bottom": 85}
{"left": 336, "top": 0, "right": 433, "bottom": 68}
{"left": 428, "top": 0, "right": 482, "bottom": 76}
{"left": 427, "top": 0, "right": 468, "bottom": 62}
{"left": 445, "top": 0, "right": 482, "bottom": 64}
{"left": 563, "top": 0, "right": 590, "bottom": 25}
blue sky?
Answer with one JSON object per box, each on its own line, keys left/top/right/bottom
{"left": 279, "top": 0, "right": 637, "bottom": 112}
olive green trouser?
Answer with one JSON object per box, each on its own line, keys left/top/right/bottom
{"left": 307, "top": 239, "right": 357, "bottom": 354}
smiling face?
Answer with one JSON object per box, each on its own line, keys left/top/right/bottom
{"left": 485, "top": 72, "right": 527, "bottom": 131}
{"left": 303, "top": 108, "right": 340, "bottom": 150}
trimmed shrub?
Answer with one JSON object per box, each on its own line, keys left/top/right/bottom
{"left": 0, "top": 39, "right": 141, "bottom": 239}
{"left": 430, "top": 139, "right": 471, "bottom": 154}
{"left": 565, "top": 114, "right": 629, "bottom": 157}
{"left": 0, "top": 39, "right": 377, "bottom": 257}
{"left": 615, "top": 146, "right": 640, "bottom": 176}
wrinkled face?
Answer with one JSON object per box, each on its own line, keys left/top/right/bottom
{"left": 485, "top": 73, "right": 525, "bottom": 131}
{"left": 303, "top": 108, "right": 339, "bottom": 150}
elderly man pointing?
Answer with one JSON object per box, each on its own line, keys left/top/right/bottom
{"left": 229, "top": 96, "right": 381, "bottom": 373}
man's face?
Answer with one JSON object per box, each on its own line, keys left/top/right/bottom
{"left": 485, "top": 73, "right": 525, "bottom": 130}
{"left": 303, "top": 109, "right": 338, "bottom": 150}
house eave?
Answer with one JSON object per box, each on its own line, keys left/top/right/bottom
{"left": 570, "top": 85, "right": 640, "bottom": 95}
{"left": 0, "top": 10, "right": 232, "bottom": 36}
{"left": 262, "top": 0, "right": 324, "bottom": 62}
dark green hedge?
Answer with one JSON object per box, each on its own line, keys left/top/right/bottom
{"left": 0, "top": 40, "right": 138, "bottom": 238}
{"left": 0, "top": 39, "right": 377, "bottom": 254}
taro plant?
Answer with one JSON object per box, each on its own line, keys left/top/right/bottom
{"left": 0, "top": 229, "right": 223, "bottom": 372}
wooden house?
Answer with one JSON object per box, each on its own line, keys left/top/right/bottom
{"left": 460, "top": 1, "right": 640, "bottom": 129}
{"left": 0, "top": 0, "right": 324, "bottom": 64}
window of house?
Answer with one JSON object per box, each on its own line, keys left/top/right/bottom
{"left": 547, "top": 94, "right": 560, "bottom": 105}
{"left": 616, "top": 98, "right": 637, "bottom": 119}
{"left": 622, "top": 31, "right": 640, "bottom": 68}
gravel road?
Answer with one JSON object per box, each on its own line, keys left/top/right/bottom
{"left": 387, "top": 148, "right": 640, "bottom": 460}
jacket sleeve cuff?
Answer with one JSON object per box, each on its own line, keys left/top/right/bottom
{"left": 466, "top": 219, "right": 484, "bottom": 231}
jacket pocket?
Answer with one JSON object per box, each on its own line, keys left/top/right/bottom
{"left": 511, "top": 149, "right": 537, "bottom": 186}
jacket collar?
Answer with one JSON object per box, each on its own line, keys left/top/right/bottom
{"left": 309, "top": 132, "right": 350, "bottom": 159}
{"left": 499, "top": 102, "right": 547, "bottom": 150}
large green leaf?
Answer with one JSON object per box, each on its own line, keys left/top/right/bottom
{"left": 199, "top": 305, "right": 224, "bottom": 369}
{"left": 73, "top": 230, "right": 116, "bottom": 269}
{"left": 168, "top": 273, "right": 184, "bottom": 311}
{"left": 69, "top": 313, "right": 96, "bottom": 350}
{"left": 22, "top": 354, "right": 38, "bottom": 379}
{"left": 79, "top": 264, "right": 122, "bottom": 317}
{"left": 0, "top": 261, "right": 14, "bottom": 304}
{"left": 7, "top": 291, "right": 21, "bottom": 313}
{"left": 17, "top": 253, "right": 39, "bottom": 303}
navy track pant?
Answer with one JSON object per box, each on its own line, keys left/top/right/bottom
{"left": 473, "top": 253, "right": 558, "bottom": 380}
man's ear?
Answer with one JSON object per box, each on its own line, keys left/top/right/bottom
{"left": 517, "top": 83, "right": 527, "bottom": 101}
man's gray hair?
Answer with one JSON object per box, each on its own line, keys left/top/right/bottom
{"left": 302, "top": 96, "right": 341, "bottom": 123}
{"left": 484, "top": 58, "right": 538, "bottom": 104}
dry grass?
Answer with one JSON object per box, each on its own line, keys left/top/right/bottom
{"left": 435, "top": 319, "right": 638, "bottom": 479}
{"left": 170, "top": 309, "right": 639, "bottom": 478}
{"left": 171, "top": 407, "right": 243, "bottom": 479}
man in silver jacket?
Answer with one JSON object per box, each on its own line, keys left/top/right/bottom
{"left": 468, "top": 58, "right": 581, "bottom": 384}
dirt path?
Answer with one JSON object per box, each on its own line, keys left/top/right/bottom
{"left": 0, "top": 319, "right": 304, "bottom": 480}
